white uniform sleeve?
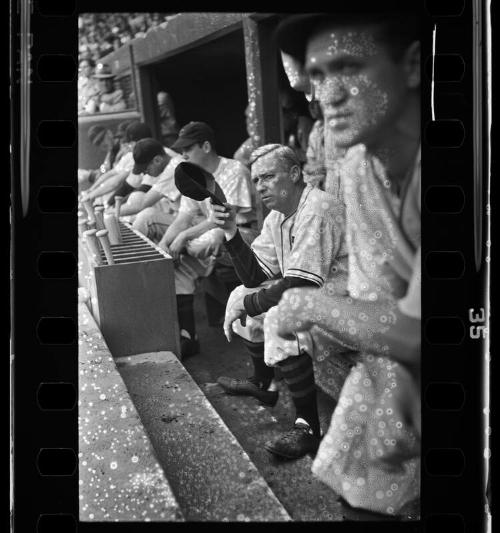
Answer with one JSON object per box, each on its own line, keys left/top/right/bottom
{"left": 217, "top": 160, "right": 253, "bottom": 209}
{"left": 126, "top": 172, "right": 143, "bottom": 188}
{"left": 151, "top": 156, "right": 182, "bottom": 202}
{"left": 178, "top": 195, "right": 203, "bottom": 218}
{"left": 250, "top": 213, "right": 281, "bottom": 278}
{"left": 113, "top": 152, "right": 134, "bottom": 173}
{"left": 398, "top": 247, "right": 421, "bottom": 319}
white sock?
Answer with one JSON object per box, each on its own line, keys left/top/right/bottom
{"left": 266, "top": 379, "right": 278, "bottom": 392}
{"left": 295, "top": 417, "right": 313, "bottom": 433}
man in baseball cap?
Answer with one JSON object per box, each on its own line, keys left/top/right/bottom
{"left": 132, "top": 138, "right": 166, "bottom": 174}
{"left": 81, "top": 123, "right": 154, "bottom": 205}
{"left": 272, "top": 3, "right": 421, "bottom": 516}
{"left": 86, "top": 62, "right": 126, "bottom": 113}
{"left": 171, "top": 121, "right": 215, "bottom": 153}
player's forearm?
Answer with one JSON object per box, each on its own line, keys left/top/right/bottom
{"left": 86, "top": 171, "right": 128, "bottom": 200}
{"left": 279, "top": 288, "right": 420, "bottom": 366}
{"left": 88, "top": 168, "right": 117, "bottom": 191}
{"left": 244, "top": 276, "right": 318, "bottom": 317}
{"left": 160, "top": 216, "right": 192, "bottom": 248}
{"left": 180, "top": 219, "right": 217, "bottom": 243}
{"left": 224, "top": 230, "right": 268, "bottom": 288}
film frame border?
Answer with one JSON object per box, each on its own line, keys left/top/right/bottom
{"left": 10, "top": 0, "right": 492, "bottom": 530}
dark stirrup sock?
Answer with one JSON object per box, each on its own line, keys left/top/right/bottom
{"left": 278, "top": 352, "right": 320, "bottom": 437}
{"left": 176, "top": 294, "right": 196, "bottom": 340}
{"left": 242, "top": 339, "right": 274, "bottom": 389}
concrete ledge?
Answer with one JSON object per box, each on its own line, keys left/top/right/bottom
{"left": 115, "top": 351, "right": 292, "bottom": 521}
{"left": 78, "top": 303, "right": 184, "bottom": 522}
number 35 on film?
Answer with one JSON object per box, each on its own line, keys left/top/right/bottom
{"left": 469, "top": 308, "right": 488, "bottom": 339}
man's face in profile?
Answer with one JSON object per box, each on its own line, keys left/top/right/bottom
{"left": 98, "top": 78, "right": 114, "bottom": 94}
{"left": 305, "top": 23, "right": 417, "bottom": 149}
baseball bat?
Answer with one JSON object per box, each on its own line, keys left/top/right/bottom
{"left": 78, "top": 219, "right": 88, "bottom": 239}
{"left": 94, "top": 205, "right": 105, "bottom": 230}
{"left": 96, "top": 229, "right": 115, "bottom": 265}
{"left": 83, "top": 229, "right": 103, "bottom": 265}
{"left": 114, "top": 196, "right": 124, "bottom": 220}
{"left": 103, "top": 212, "right": 122, "bottom": 245}
{"left": 82, "top": 199, "right": 96, "bottom": 224}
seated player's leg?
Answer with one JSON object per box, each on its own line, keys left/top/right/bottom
{"left": 217, "top": 284, "right": 278, "bottom": 406}
{"left": 132, "top": 207, "right": 176, "bottom": 244}
{"left": 311, "top": 357, "right": 420, "bottom": 516}
{"left": 262, "top": 306, "right": 321, "bottom": 458}
{"left": 261, "top": 307, "right": 359, "bottom": 460}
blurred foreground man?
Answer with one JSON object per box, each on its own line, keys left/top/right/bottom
{"left": 275, "top": 4, "right": 421, "bottom": 517}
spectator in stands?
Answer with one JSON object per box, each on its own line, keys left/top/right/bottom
{"left": 78, "top": 58, "right": 99, "bottom": 114}
{"left": 274, "top": 9, "right": 421, "bottom": 516}
{"left": 157, "top": 91, "right": 179, "bottom": 147}
{"left": 85, "top": 63, "right": 126, "bottom": 114}
{"left": 156, "top": 121, "right": 257, "bottom": 358}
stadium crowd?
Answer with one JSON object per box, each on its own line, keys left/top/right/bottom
{"left": 79, "top": 13, "right": 177, "bottom": 64}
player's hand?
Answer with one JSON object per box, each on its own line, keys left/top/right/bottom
{"left": 209, "top": 203, "right": 237, "bottom": 235}
{"left": 223, "top": 298, "right": 247, "bottom": 342}
{"left": 275, "top": 288, "right": 316, "bottom": 340}
{"left": 168, "top": 233, "right": 187, "bottom": 260}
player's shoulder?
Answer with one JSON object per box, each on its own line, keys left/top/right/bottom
{"left": 300, "top": 185, "right": 343, "bottom": 219}
{"left": 218, "top": 156, "right": 250, "bottom": 177}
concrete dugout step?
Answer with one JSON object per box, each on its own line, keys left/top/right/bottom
{"left": 78, "top": 303, "right": 184, "bottom": 521}
{"left": 115, "top": 350, "right": 292, "bottom": 522}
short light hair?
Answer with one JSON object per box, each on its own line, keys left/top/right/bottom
{"left": 249, "top": 143, "right": 301, "bottom": 173}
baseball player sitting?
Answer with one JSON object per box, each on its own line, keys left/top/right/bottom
{"left": 112, "top": 138, "right": 185, "bottom": 243}
{"left": 81, "top": 122, "right": 157, "bottom": 206}
{"left": 211, "top": 143, "right": 355, "bottom": 460}
{"left": 272, "top": 8, "right": 421, "bottom": 515}
{"left": 157, "top": 121, "right": 257, "bottom": 358}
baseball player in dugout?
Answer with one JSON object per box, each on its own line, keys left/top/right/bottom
{"left": 272, "top": 3, "right": 421, "bottom": 516}
{"left": 210, "top": 143, "right": 353, "bottom": 460}
{"left": 156, "top": 122, "right": 257, "bottom": 358}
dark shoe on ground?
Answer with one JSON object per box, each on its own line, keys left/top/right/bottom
{"left": 180, "top": 336, "right": 200, "bottom": 358}
{"left": 217, "top": 375, "right": 279, "bottom": 407}
{"left": 264, "top": 422, "right": 320, "bottom": 459}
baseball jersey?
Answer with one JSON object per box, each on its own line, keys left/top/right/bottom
{"left": 179, "top": 156, "right": 255, "bottom": 224}
{"left": 251, "top": 185, "right": 347, "bottom": 287}
{"left": 341, "top": 144, "right": 421, "bottom": 302}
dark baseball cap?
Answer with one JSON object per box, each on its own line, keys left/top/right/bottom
{"left": 125, "top": 121, "right": 152, "bottom": 142}
{"left": 132, "top": 138, "right": 166, "bottom": 174}
{"left": 276, "top": 3, "right": 419, "bottom": 64}
{"left": 88, "top": 125, "right": 108, "bottom": 146}
{"left": 171, "top": 121, "right": 215, "bottom": 152}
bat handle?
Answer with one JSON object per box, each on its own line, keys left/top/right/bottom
{"left": 96, "top": 229, "right": 115, "bottom": 265}
{"left": 94, "top": 205, "right": 105, "bottom": 231}
{"left": 83, "top": 229, "right": 103, "bottom": 265}
{"left": 78, "top": 219, "right": 88, "bottom": 239}
{"left": 114, "top": 196, "right": 124, "bottom": 220}
{"left": 103, "top": 212, "right": 122, "bottom": 245}
{"left": 82, "top": 199, "right": 96, "bottom": 224}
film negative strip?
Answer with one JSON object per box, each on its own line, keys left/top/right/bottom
{"left": 10, "top": 0, "right": 492, "bottom": 530}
